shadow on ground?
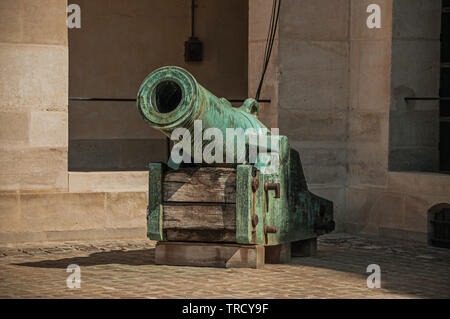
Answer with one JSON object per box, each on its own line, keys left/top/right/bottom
{"left": 14, "top": 248, "right": 156, "bottom": 268}
{"left": 290, "top": 245, "right": 450, "bottom": 298}
{"left": 11, "top": 242, "right": 450, "bottom": 298}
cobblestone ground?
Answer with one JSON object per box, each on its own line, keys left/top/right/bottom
{"left": 0, "top": 233, "right": 449, "bottom": 299}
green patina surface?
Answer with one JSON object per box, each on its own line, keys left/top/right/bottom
{"left": 140, "top": 66, "right": 334, "bottom": 246}
{"left": 147, "top": 163, "right": 165, "bottom": 241}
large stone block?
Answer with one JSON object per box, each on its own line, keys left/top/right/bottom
{"left": 347, "top": 187, "right": 383, "bottom": 226}
{"left": 0, "top": 112, "right": 29, "bottom": 146}
{"left": 69, "top": 171, "right": 148, "bottom": 193}
{"left": 279, "top": 40, "right": 348, "bottom": 111}
{"left": 288, "top": 144, "right": 347, "bottom": 186}
{"left": 0, "top": 231, "right": 46, "bottom": 243}
{"left": 0, "top": 193, "right": 21, "bottom": 233}
{"left": 350, "top": 40, "right": 391, "bottom": 111}
{"left": 0, "top": 0, "right": 67, "bottom": 45}
{"left": 295, "top": 147, "right": 347, "bottom": 167}
{"left": 44, "top": 227, "right": 147, "bottom": 241}
{"left": 0, "top": 227, "right": 147, "bottom": 243}
{"left": 0, "top": 147, "right": 68, "bottom": 191}
{"left": 0, "top": 43, "right": 68, "bottom": 111}
{"left": 280, "top": 0, "right": 349, "bottom": 41}
{"left": 20, "top": 192, "right": 106, "bottom": 232}
{"left": 392, "top": 0, "right": 441, "bottom": 40}
{"left": 105, "top": 192, "right": 147, "bottom": 229}
{"left": 348, "top": 146, "right": 388, "bottom": 186}
{"left": 302, "top": 164, "right": 347, "bottom": 186}
{"left": 348, "top": 111, "right": 388, "bottom": 144}
{"left": 347, "top": 187, "right": 405, "bottom": 235}
{"left": 279, "top": 110, "right": 347, "bottom": 143}
{"left": 371, "top": 192, "right": 405, "bottom": 229}
{"left": 30, "top": 111, "right": 68, "bottom": 147}
{"left": 350, "top": 0, "right": 393, "bottom": 40}
{"left": 403, "top": 195, "right": 431, "bottom": 233}
{"left": 387, "top": 172, "right": 450, "bottom": 197}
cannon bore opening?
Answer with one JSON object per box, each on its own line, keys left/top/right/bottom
{"left": 155, "top": 80, "right": 182, "bottom": 113}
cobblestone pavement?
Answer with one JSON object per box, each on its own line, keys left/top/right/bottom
{"left": 0, "top": 233, "right": 449, "bottom": 299}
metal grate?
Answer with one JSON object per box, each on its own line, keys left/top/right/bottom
{"left": 428, "top": 204, "right": 450, "bottom": 249}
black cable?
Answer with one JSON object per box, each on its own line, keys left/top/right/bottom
{"left": 191, "top": 0, "right": 195, "bottom": 37}
{"left": 256, "top": 0, "right": 276, "bottom": 101}
{"left": 255, "top": 0, "right": 281, "bottom": 102}
{"left": 263, "top": 2, "right": 276, "bottom": 66}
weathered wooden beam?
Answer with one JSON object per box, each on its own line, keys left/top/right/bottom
{"left": 163, "top": 203, "right": 237, "bottom": 242}
{"left": 163, "top": 167, "right": 236, "bottom": 203}
{"left": 164, "top": 204, "right": 236, "bottom": 230}
{"left": 155, "top": 241, "right": 265, "bottom": 268}
{"left": 165, "top": 229, "right": 236, "bottom": 243}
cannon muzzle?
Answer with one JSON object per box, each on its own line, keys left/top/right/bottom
{"left": 137, "top": 66, "right": 270, "bottom": 138}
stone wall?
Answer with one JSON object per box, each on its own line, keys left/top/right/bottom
{"left": 69, "top": 0, "right": 249, "bottom": 170}
{"left": 0, "top": 0, "right": 249, "bottom": 244}
{"left": 0, "top": 1, "right": 145, "bottom": 243}
{"left": 278, "top": 0, "right": 450, "bottom": 242}
{"left": 346, "top": 0, "right": 450, "bottom": 242}
{"left": 1, "top": 0, "right": 449, "bottom": 244}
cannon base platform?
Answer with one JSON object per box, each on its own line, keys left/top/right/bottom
{"left": 154, "top": 238, "right": 316, "bottom": 269}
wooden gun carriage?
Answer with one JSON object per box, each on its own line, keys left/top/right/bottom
{"left": 138, "top": 66, "right": 334, "bottom": 268}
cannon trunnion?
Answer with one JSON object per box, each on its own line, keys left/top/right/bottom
{"left": 138, "top": 66, "right": 335, "bottom": 268}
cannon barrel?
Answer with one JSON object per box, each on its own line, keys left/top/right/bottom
{"left": 140, "top": 66, "right": 335, "bottom": 247}
{"left": 137, "top": 66, "right": 270, "bottom": 140}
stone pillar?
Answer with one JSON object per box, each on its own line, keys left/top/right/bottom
{"left": 278, "top": 0, "right": 351, "bottom": 230}
{"left": 0, "top": 0, "right": 69, "bottom": 192}
{"left": 0, "top": 0, "right": 68, "bottom": 240}
{"left": 347, "top": 0, "right": 397, "bottom": 235}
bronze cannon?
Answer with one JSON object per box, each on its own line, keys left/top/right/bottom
{"left": 137, "top": 66, "right": 334, "bottom": 264}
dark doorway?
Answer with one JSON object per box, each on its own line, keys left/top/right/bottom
{"left": 428, "top": 203, "right": 450, "bottom": 248}
{"left": 440, "top": 0, "right": 450, "bottom": 172}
